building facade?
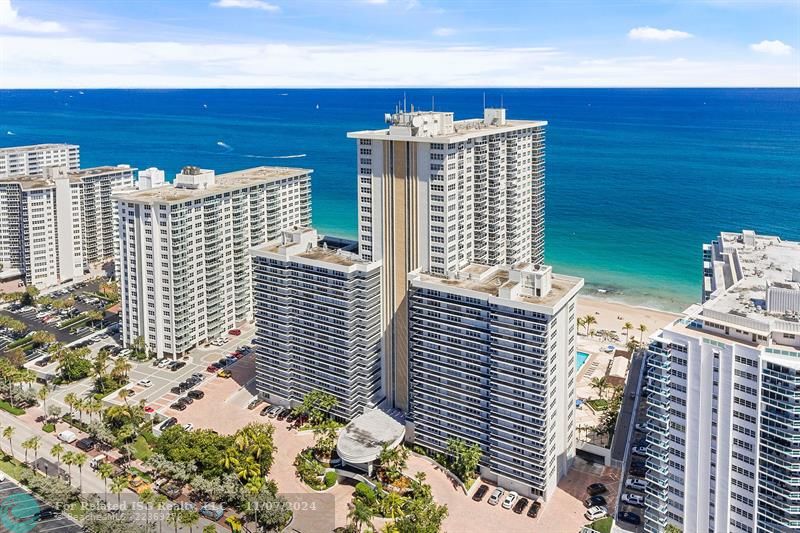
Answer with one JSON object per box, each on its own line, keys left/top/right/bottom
{"left": 251, "top": 227, "right": 382, "bottom": 420}
{"left": 0, "top": 164, "right": 135, "bottom": 287}
{"left": 407, "top": 263, "right": 583, "bottom": 500}
{"left": 644, "top": 230, "right": 800, "bottom": 533}
{"left": 0, "top": 144, "right": 80, "bottom": 178}
{"left": 116, "top": 166, "right": 311, "bottom": 358}
{"left": 347, "top": 108, "right": 547, "bottom": 409}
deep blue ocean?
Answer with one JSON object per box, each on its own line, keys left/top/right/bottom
{"left": 1, "top": 88, "right": 798, "bottom": 311}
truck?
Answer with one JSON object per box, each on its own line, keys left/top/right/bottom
{"left": 89, "top": 454, "right": 107, "bottom": 470}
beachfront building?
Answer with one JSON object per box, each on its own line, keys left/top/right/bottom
{"left": 116, "top": 165, "right": 312, "bottom": 358}
{"left": 347, "top": 107, "right": 547, "bottom": 409}
{"left": 250, "top": 227, "right": 382, "bottom": 420}
{"left": 0, "top": 164, "right": 135, "bottom": 287}
{"left": 0, "top": 144, "right": 80, "bottom": 178}
{"left": 643, "top": 230, "right": 800, "bottom": 533}
{"left": 407, "top": 262, "right": 583, "bottom": 500}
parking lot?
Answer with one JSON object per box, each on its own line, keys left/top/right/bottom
{"left": 0, "top": 478, "right": 82, "bottom": 533}
{"left": 1, "top": 277, "right": 120, "bottom": 360}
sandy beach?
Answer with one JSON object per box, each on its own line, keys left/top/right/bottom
{"left": 576, "top": 296, "right": 681, "bottom": 341}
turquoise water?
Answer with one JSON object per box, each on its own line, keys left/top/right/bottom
{"left": 1, "top": 89, "right": 798, "bottom": 311}
{"left": 577, "top": 351, "right": 590, "bottom": 370}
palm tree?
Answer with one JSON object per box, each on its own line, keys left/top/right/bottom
{"left": 235, "top": 456, "right": 260, "bottom": 482}
{"left": 623, "top": 322, "right": 633, "bottom": 342}
{"left": 590, "top": 376, "right": 608, "bottom": 400}
{"left": 2, "top": 426, "right": 14, "bottom": 459}
{"left": 111, "top": 357, "right": 132, "bottom": 382}
{"left": 140, "top": 488, "right": 155, "bottom": 530}
{"left": 64, "top": 392, "right": 77, "bottom": 417}
{"left": 380, "top": 491, "right": 406, "bottom": 520}
{"left": 584, "top": 314, "right": 597, "bottom": 336}
{"left": 50, "top": 443, "right": 64, "bottom": 473}
{"left": 110, "top": 475, "right": 127, "bottom": 507}
{"left": 348, "top": 498, "right": 375, "bottom": 532}
{"left": 21, "top": 436, "right": 40, "bottom": 465}
{"left": 577, "top": 316, "right": 586, "bottom": 334}
{"left": 37, "top": 385, "right": 50, "bottom": 416}
{"left": 638, "top": 323, "right": 648, "bottom": 345}
{"left": 167, "top": 507, "right": 182, "bottom": 533}
{"left": 153, "top": 494, "right": 169, "bottom": 533}
{"left": 30, "top": 330, "right": 55, "bottom": 348}
{"left": 74, "top": 452, "right": 87, "bottom": 492}
{"left": 180, "top": 509, "right": 200, "bottom": 533}
{"left": 219, "top": 447, "right": 240, "bottom": 470}
{"left": 98, "top": 462, "right": 114, "bottom": 502}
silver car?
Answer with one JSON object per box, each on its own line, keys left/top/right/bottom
{"left": 487, "top": 487, "right": 505, "bottom": 506}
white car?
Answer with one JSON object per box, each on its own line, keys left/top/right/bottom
{"left": 632, "top": 446, "right": 649, "bottom": 456}
{"left": 157, "top": 359, "right": 171, "bottom": 368}
{"left": 621, "top": 493, "right": 645, "bottom": 507}
{"left": 183, "top": 423, "right": 194, "bottom": 431}
{"left": 487, "top": 487, "right": 505, "bottom": 506}
{"left": 635, "top": 423, "right": 649, "bottom": 432}
{"left": 57, "top": 430, "right": 77, "bottom": 444}
{"left": 626, "top": 478, "right": 648, "bottom": 491}
{"left": 501, "top": 491, "right": 518, "bottom": 509}
{"left": 137, "top": 379, "right": 153, "bottom": 388}
{"left": 584, "top": 505, "right": 608, "bottom": 521}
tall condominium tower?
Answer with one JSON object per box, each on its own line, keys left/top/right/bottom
{"left": 644, "top": 230, "right": 800, "bottom": 533}
{"left": 0, "top": 144, "right": 80, "bottom": 178}
{"left": 115, "top": 166, "right": 311, "bottom": 358}
{"left": 407, "top": 263, "right": 582, "bottom": 500}
{"left": 251, "top": 227, "right": 383, "bottom": 420}
{"left": 0, "top": 164, "right": 135, "bottom": 287}
{"left": 347, "top": 108, "right": 546, "bottom": 409}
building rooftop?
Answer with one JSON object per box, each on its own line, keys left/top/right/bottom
{"left": 411, "top": 262, "right": 583, "bottom": 311}
{"left": 114, "top": 165, "right": 312, "bottom": 204}
{"left": 348, "top": 108, "right": 546, "bottom": 142}
{"left": 251, "top": 227, "right": 376, "bottom": 271}
{"left": 0, "top": 165, "right": 135, "bottom": 189}
{"left": 336, "top": 409, "right": 406, "bottom": 465}
{"left": 0, "top": 143, "right": 78, "bottom": 153}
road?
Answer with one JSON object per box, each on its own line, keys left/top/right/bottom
{"left": 611, "top": 351, "right": 645, "bottom": 462}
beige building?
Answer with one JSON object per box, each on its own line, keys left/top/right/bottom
{"left": 347, "top": 108, "right": 547, "bottom": 409}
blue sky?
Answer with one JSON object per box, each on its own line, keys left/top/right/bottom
{"left": 1, "top": 0, "right": 798, "bottom": 87}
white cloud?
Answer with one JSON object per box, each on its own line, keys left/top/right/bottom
{"left": 0, "top": 35, "right": 796, "bottom": 88}
{"left": 211, "top": 0, "right": 279, "bottom": 12}
{"left": 363, "top": 0, "right": 389, "bottom": 4}
{"left": 433, "top": 27, "right": 455, "bottom": 37}
{"left": 0, "top": 0, "right": 65, "bottom": 33}
{"left": 750, "top": 39, "right": 793, "bottom": 56}
{"left": 628, "top": 26, "right": 693, "bottom": 42}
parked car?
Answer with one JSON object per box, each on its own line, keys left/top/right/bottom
{"left": 34, "top": 507, "right": 60, "bottom": 521}
{"left": 170, "top": 402, "right": 187, "bottom": 411}
{"left": 501, "top": 491, "right": 518, "bottom": 509}
{"left": 635, "top": 422, "right": 649, "bottom": 432}
{"left": 75, "top": 438, "right": 96, "bottom": 451}
{"left": 206, "top": 364, "right": 219, "bottom": 373}
{"left": 128, "top": 475, "right": 152, "bottom": 495}
{"left": 217, "top": 369, "right": 232, "bottom": 378}
{"left": 187, "top": 390, "right": 205, "bottom": 400}
{"left": 587, "top": 483, "right": 607, "bottom": 496}
{"left": 144, "top": 406, "right": 155, "bottom": 413}
{"left": 472, "top": 484, "right": 489, "bottom": 502}
{"left": 34, "top": 357, "right": 51, "bottom": 367}
{"left": 512, "top": 497, "right": 529, "bottom": 514}
{"left": 267, "top": 406, "right": 282, "bottom": 418}
{"left": 626, "top": 478, "right": 648, "bottom": 491}
{"left": 260, "top": 405, "right": 271, "bottom": 417}
{"left": 199, "top": 503, "right": 224, "bottom": 521}
{"left": 159, "top": 483, "right": 184, "bottom": 500}
{"left": 617, "top": 511, "right": 642, "bottom": 525}
{"left": 57, "top": 430, "right": 77, "bottom": 444}
{"left": 248, "top": 398, "right": 264, "bottom": 410}
{"left": 178, "top": 396, "right": 193, "bottom": 405}
{"left": 630, "top": 467, "right": 647, "bottom": 477}
{"left": 621, "top": 493, "right": 645, "bottom": 507}
{"left": 584, "top": 506, "right": 608, "bottom": 521}
{"left": 584, "top": 495, "right": 607, "bottom": 508}
{"left": 527, "top": 501, "right": 541, "bottom": 518}
{"left": 157, "top": 359, "right": 171, "bottom": 368}
{"left": 170, "top": 386, "right": 182, "bottom": 395}
{"left": 89, "top": 454, "right": 107, "bottom": 469}
{"left": 225, "top": 356, "right": 238, "bottom": 366}
{"left": 217, "top": 358, "right": 229, "bottom": 367}
{"left": 632, "top": 446, "right": 649, "bottom": 456}
{"left": 228, "top": 329, "right": 241, "bottom": 336}
{"left": 276, "top": 408, "right": 290, "bottom": 420}
{"left": 169, "top": 361, "right": 186, "bottom": 371}
{"left": 160, "top": 417, "right": 178, "bottom": 430}
{"left": 137, "top": 379, "right": 153, "bottom": 388}
{"left": 488, "top": 487, "right": 505, "bottom": 506}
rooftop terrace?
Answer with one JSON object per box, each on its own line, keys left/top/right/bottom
{"left": 0, "top": 143, "right": 78, "bottom": 153}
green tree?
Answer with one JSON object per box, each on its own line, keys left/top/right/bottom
{"left": 638, "top": 323, "right": 648, "bottom": 344}
{"left": 312, "top": 419, "right": 339, "bottom": 459}
{"left": 30, "top": 330, "right": 55, "bottom": 348}
{"left": 179, "top": 509, "right": 200, "bottom": 533}
{"left": 37, "top": 384, "right": 50, "bottom": 414}
{"left": 623, "top": 321, "right": 633, "bottom": 342}
{"left": 446, "top": 438, "right": 481, "bottom": 482}
{"left": 140, "top": 488, "right": 156, "bottom": 530}
{"left": 348, "top": 498, "right": 375, "bottom": 533}
{"left": 295, "top": 390, "right": 338, "bottom": 426}
{"left": 62, "top": 450, "right": 76, "bottom": 482}
{"left": 590, "top": 376, "right": 608, "bottom": 400}
{"left": 377, "top": 444, "right": 409, "bottom": 484}
{"left": 110, "top": 475, "right": 127, "bottom": 507}
{"left": 664, "top": 525, "right": 682, "bottom": 533}
{"left": 21, "top": 436, "right": 40, "bottom": 464}
{"left": 98, "top": 462, "right": 114, "bottom": 501}
{"left": 583, "top": 314, "right": 597, "bottom": 335}
{"left": 50, "top": 443, "right": 64, "bottom": 473}
{"left": 74, "top": 452, "right": 88, "bottom": 492}
{"left": 3, "top": 426, "right": 14, "bottom": 459}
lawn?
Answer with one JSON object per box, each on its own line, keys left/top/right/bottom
{"left": 586, "top": 399, "right": 609, "bottom": 412}
{"left": 0, "top": 454, "right": 27, "bottom": 479}
{"left": 586, "top": 517, "right": 613, "bottom": 533}
{"left": 0, "top": 400, "right": 25, "bottom": 415}
{"left": 131, "top": 435, "right": 152, "bottom": 461}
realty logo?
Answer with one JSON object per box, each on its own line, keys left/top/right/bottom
{"left": 0, "top": 491, "right": 39, "bottom": 533}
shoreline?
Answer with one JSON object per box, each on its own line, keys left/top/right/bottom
{"left": 576, "top": 295, "right": 682, "bottom": 340}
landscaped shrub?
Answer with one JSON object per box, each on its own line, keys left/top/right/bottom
{"left": 0, "top": 400, "right": 24, "bottom": 415}
{"left": 324, "top": 471, "right": 337, "bottom": 488}
{"left": 355, "top": 482, "right": 376, "bottom": 505}
{"left": 42, "top": 423, "right": 55, "bottom": 433}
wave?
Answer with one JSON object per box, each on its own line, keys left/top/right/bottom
{"left": 216, "top": 141, "right": 232, "bottom": 150}
{"left": 242, "top": 153, "right": 307, "bottom": 159}
{"left": 6, "top": 131, "right": 15, "bottom": 136}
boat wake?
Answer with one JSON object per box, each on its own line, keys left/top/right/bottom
{"left": 216, "top": 141, "right": 232, "bottom": 151}
{"left": 6, "top": 131, "right": 15, "bottom": 136}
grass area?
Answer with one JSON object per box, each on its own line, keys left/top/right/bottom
{"left": 131, "top": 435, "right": 152, "bottom": 461}
{"left": 42, "top": 423, "right": 55, "bottom": 433}
{"left": 586, "top": 517, "right": 613, "bottom": 533}
{"left": 0, "top": 453, "right": 27, "bottom": 479}
{"left": 0, "top": 400, "right": 25, "bottom": 415}
{"left": 6, "top": 334, "right": 33, "bottom": 349}
{"left": 586, "top": 399, "right": 609, "bottom": 412}
{"left": 58, "top": 313, "right": 88, "bottom": 329}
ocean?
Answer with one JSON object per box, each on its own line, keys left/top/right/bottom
{"left": 1, "top": 88, "right": 798, "bottom": 311}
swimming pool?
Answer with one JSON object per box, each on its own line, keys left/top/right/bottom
{"left": 577, "top": 351, "right": 590, "bottom": 370}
